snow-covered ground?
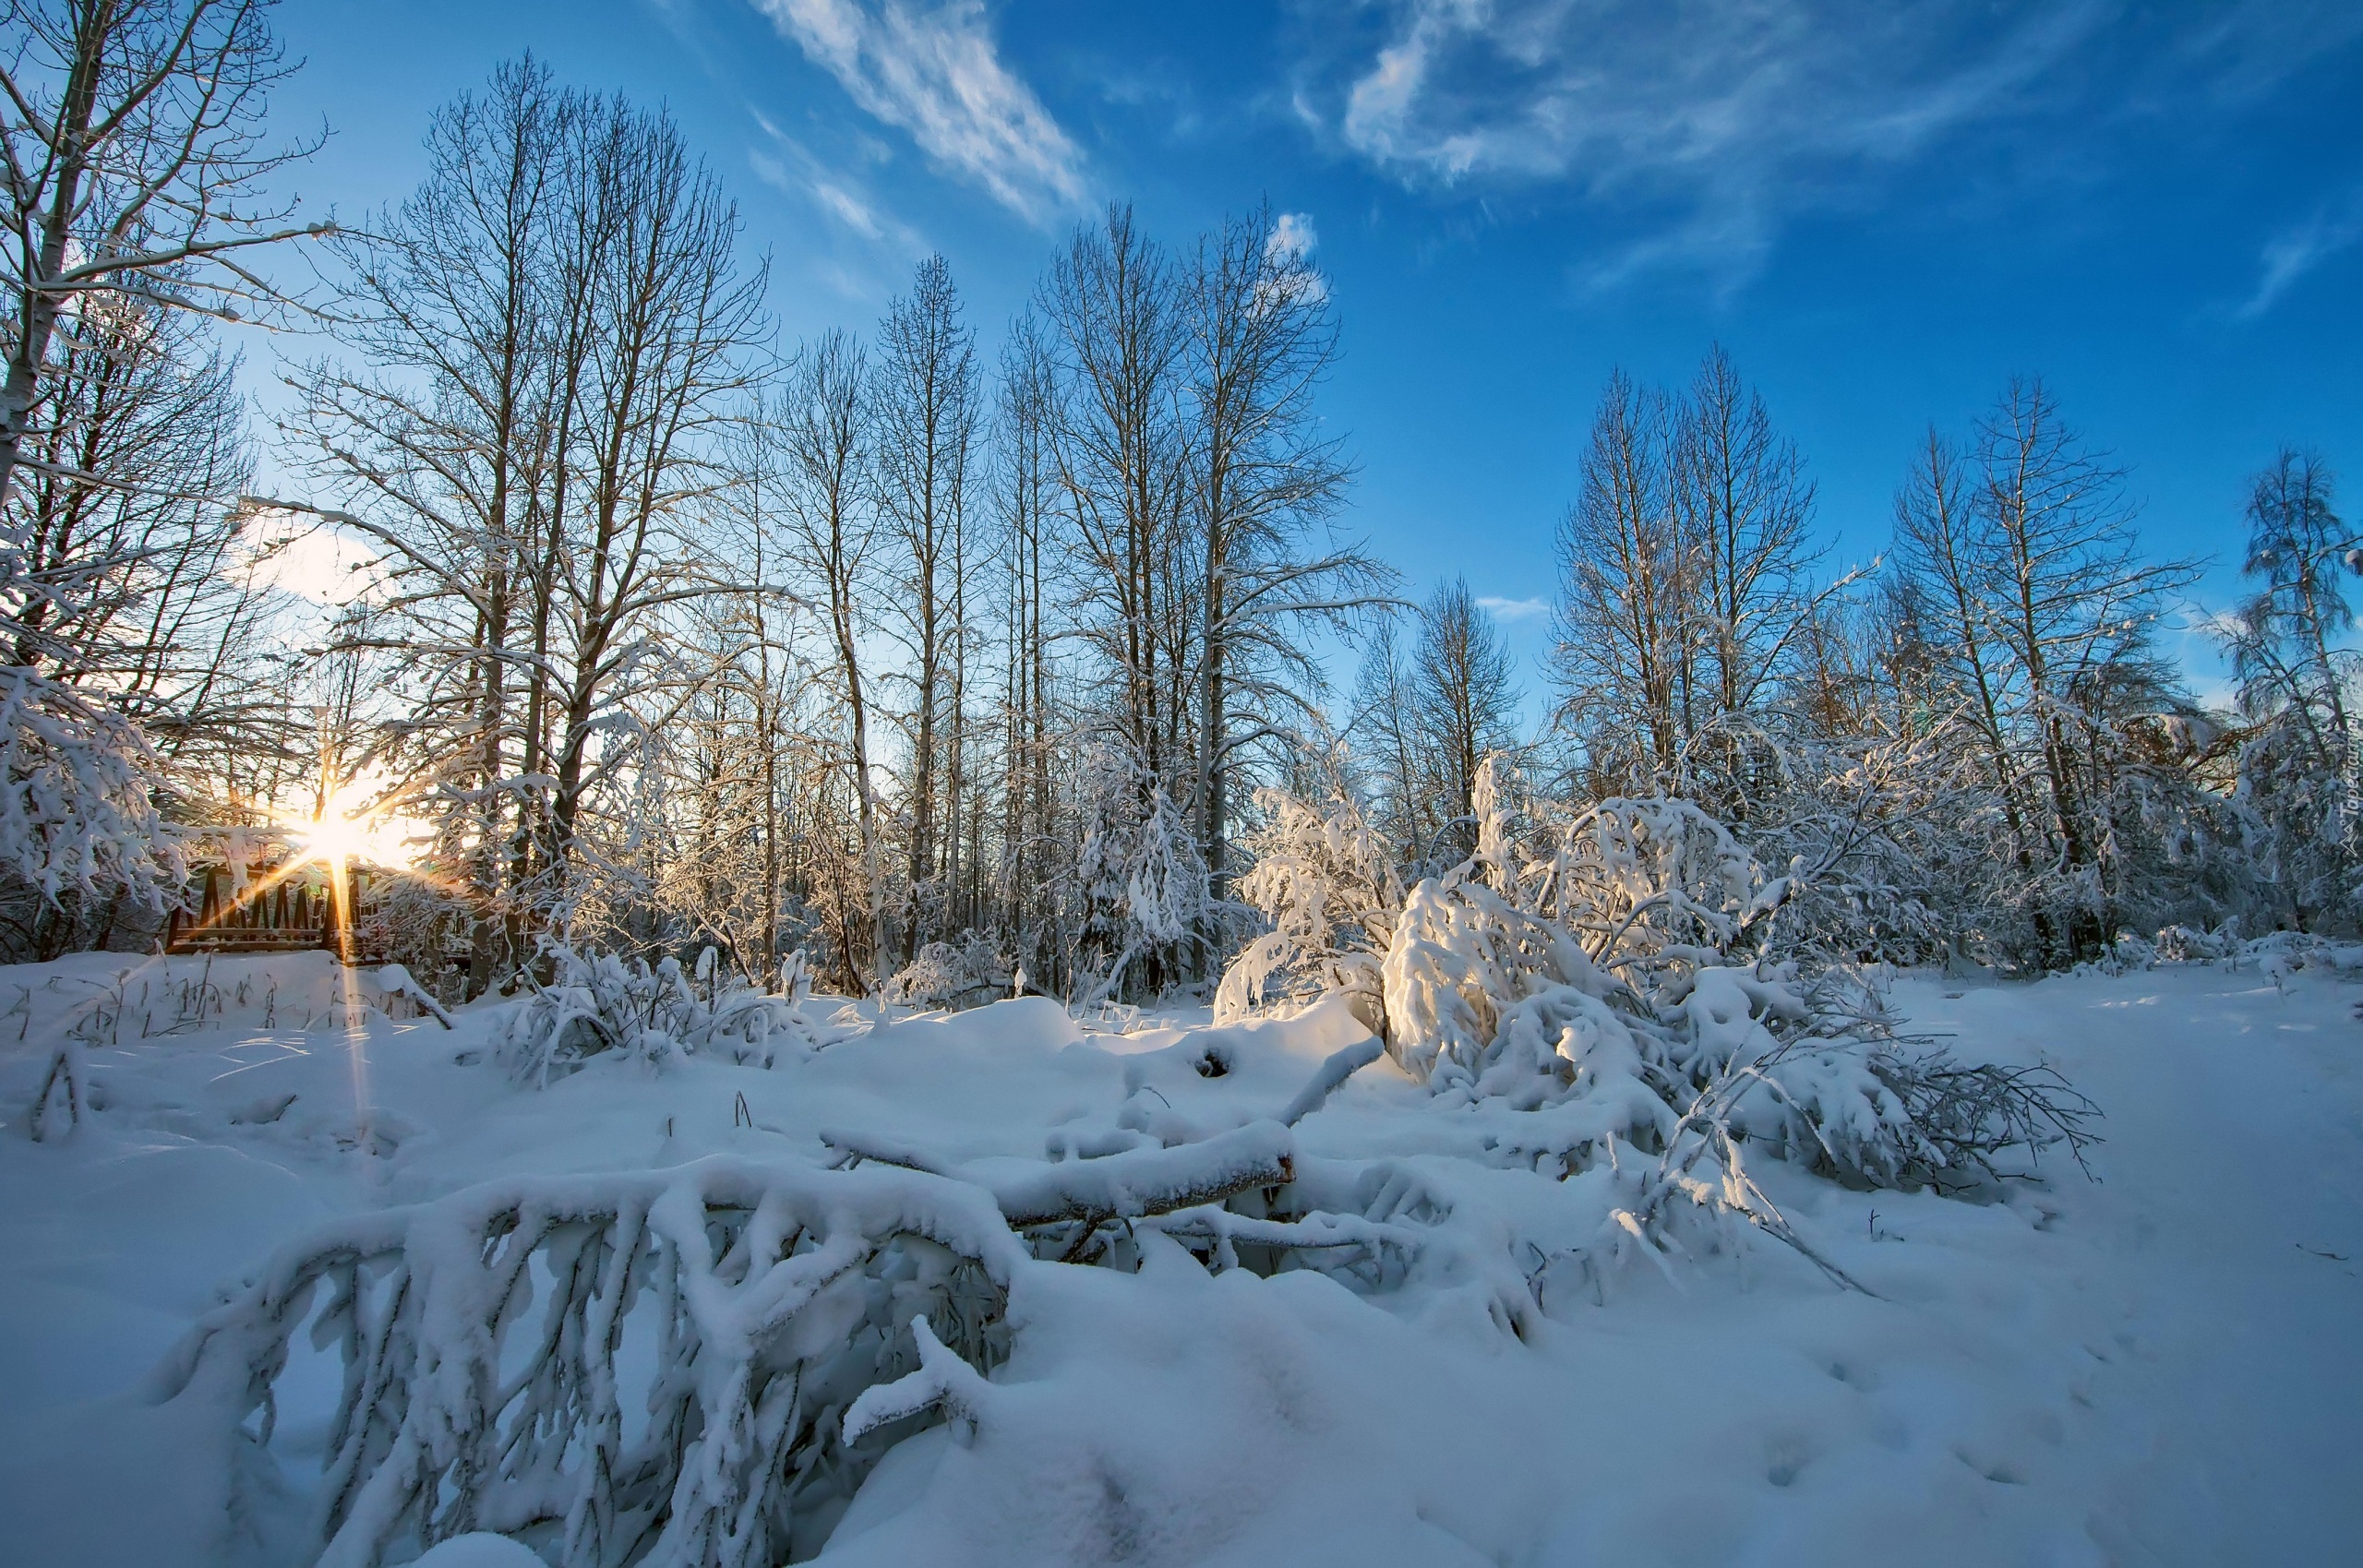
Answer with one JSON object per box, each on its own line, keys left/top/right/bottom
{"left": 2, "top": 950, "right": 2358, "bottom": 1565}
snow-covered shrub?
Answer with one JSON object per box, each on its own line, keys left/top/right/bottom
{"left": 1728, "top": 724, "right": 1958, "bottom": 966}
{"left": 882, "top": 934, "right": 1007, "bottom": 1011}
{"left": 1219, "top": 756, "right": 2102, "bottom": 1299}
{"left": 2103, "top": 931, "right": 2160, "bottom": 973}
{"left": 1074, "top": 748, "right": 1207, "bottom": 1002}
{"left": 144, "top": 1159, "right": 1024, "bottom": 1568}
{"left": 1861, "top": 1048, "right": 2100, "bottom": 1191}
{"left": 354, "top": 869, "right": 469, "bottom": 987}
{"left": 1215, "top": 785, "right": 1401, "bottom": 1035}
{"left": 2153, "top": 922, "right": 2237, "bottom": 964}
{"left": 824, "top": 1110, "right": 1423, "bottom": 1304}
{"left": 498, "top": 944, "right": 816, "bottom": 1084}
{"left": 0, "top": 666, "right": 182, "bottom": 907}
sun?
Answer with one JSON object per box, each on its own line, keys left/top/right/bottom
{"left": 287, "top": 775, "right": 427, "bottom": 872}
{"left": 294, "top": 808, "right": 378, "bottom": 867}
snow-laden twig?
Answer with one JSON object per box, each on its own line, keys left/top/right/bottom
{"left": 818, "top": 1128, "right": 957, "bottom": 1179}
{"left": 841, "top": 1315, "right": 996, "bottom": 1446}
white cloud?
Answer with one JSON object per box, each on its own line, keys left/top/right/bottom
{"left": 1267, "top": 209, "right": 1318, "bottom": 263}
{"left": 754, "top": 0, "right": 1086, "bottom": 222}
{"left": 2236, "top": 192, "right": 2363, "bottom": 320}
{"left": 1477, "top": 594, "right": 1549, "bottom": 622}
{"left": 1306, "top": 0, "right": 2288, "bottom": 282}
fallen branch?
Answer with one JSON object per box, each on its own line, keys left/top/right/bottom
{"left": 1278, "top": 1037, "right": 1385, "bottom": 1126}
{"left": 990, "top": 1120, "right": 1296, "bottom": 1229}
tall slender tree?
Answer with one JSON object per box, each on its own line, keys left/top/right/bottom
{"left": 872, "top": 255, "right": 978, "bottom": 949}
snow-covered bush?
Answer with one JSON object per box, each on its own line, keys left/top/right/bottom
{"left": 354, "top": 869, "right": 470, "bottom": 988}
{"left": 882, "top": 934, "right": 1007, "bottom": 1011}
{"left": 144, "top": 1159, "right": 1023, "bottom": 1568}
{"left": 1727, "top": 724, "right": 1957, "bottom": 966}
{"left": 1074, "top": 748, "right": 1207, "bottom": 1002}
{"left": 0, "top": 666, "right": 182, "bottom": 908}
{"left": 1861, "top": 1047, "right": 2099, "bottom": 1191}
{"left": 2137, "top": 924, "right": 2363, "bottom": 978}
{"left": 1219, "top": 756, "right": 2100, "bottom": 1296}
{"left": 498, "top": 944, "right": 816, "bottom": 1084}
{"left": 2153, "top": 922, "right": 2237, "bottom": 964}
{"left": 147, "top": 1110, "right": 1411, "bottom": 1567}
{"left": 1215, "top": 785, "right": 1400, "bottom": 1035}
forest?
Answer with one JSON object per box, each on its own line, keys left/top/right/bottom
{"left": 4, "top": 13, "right": 2356, "bottom": 1002}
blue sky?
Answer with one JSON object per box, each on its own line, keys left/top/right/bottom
{"left": 257, "top": 0, "right": 2363, "bottom": 693}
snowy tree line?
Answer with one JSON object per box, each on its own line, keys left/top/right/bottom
{"left": 278, "top": 59, "right": 1390, "bottom": 1003}
{"left": 4, "top": 8, "right": 2358, "bottom": 992}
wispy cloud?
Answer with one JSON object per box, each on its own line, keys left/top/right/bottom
{"left": 750, "top": 112, "right": 926, "bottom": 252}
{"left": 753, "top": 0, "right": 1086, "bottom": 222}
{"left": 1477, "top": 594, "right": 1549, "bottom": 622}
{"left": 2237, "top": 190, "right": 2363, "bottom": 319}
{"left": 1322, "top": 0, "right": 2103, "bottom": 281}
{"left": 1301, "top": 0, "right": 2354, "bottom": 287}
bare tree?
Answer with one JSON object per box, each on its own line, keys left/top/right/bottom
{"left": 2218, "top": 449, "right": 2360, "bottom": 932}
{"left": 1672, "top": 346, "right": 1817, "bottom": 721}
{"left": 294, "top": 66, "right": 761, "bottom": 977}
{"left": 1041, "top": 203, "right": 1190, "bottom": 784}
{"left": 8, "top": 289, "right": 257, "bottom": 721}
{"left": 535, "top": 95, "right": 762, "bottom": 922}
{"left": 0, "top": 0, "right": 325, "bottom": 508}
{"left": 288, "top": 58, "right": 574, "bottom": 985}
{"left": 1349, "top": 615, "right": 1429, "bottom": 862}
{"left": 1411, "top": 577, "right": 1520, "bottom": 855}
{"left": 2229, "top": 449, "right": 2354, "bottom": 744}
{"left": 990, "top": 310, "right": 1062, "bottom": 977}
{"left": 872, "top": 254, "right": 978, "bottom": 950}
{"left": 1185, "top": 205, "right": 1376, "bottom": 907}
{"left": 1553, "top": 370, "right": 1685, "bottom": 791}
{"left": 1891, "top": 377, "right": 2201, "bottom": 960}
{"left": 774, "top": 329, "right": 886, "bottom": 991}
{"left": 0, "top": 275, "right": 260, "bottom": 945}
{"left": 1891, "top": 424, "right": 2033, "bottom": 872}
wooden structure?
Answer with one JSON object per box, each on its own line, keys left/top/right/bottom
{"left": 164, "top": 862, "right": 373, "bottom": 959}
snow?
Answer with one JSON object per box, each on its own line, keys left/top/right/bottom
{"left": 2, "top": 950, "right": 2359, "bottom": 1563}
{"left": 414, "top": 1536, "right": 548, "bottom": 1568}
